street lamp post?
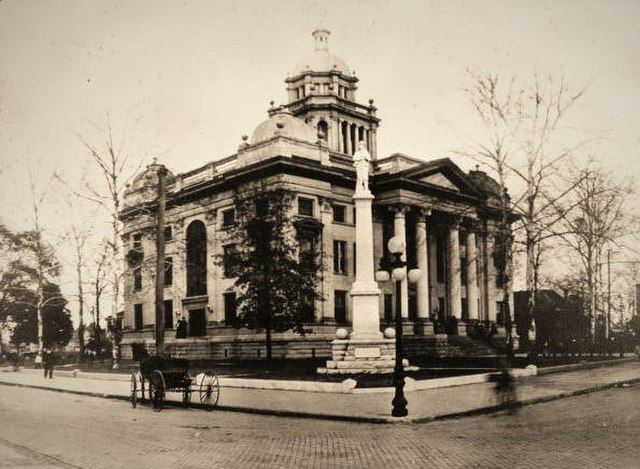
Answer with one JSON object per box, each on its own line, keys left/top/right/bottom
{"left": 375, "top": 236, "right": 421, "bottom": 417}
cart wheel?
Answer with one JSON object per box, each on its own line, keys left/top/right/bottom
{"left": 150, "top": 371, "right": 165, "bottom": 412}
{"left": 199, "top": 371, "right": 220, "bottom": 410}
{"left": 140, "top": 376, "right": 146, "bottom": 404}
{"left": 130, "top": 372, "right": 138, "bottom": 409}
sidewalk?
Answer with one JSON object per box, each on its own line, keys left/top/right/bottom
{"left": 1, "top": 359, "right": 639, "bottom": 424}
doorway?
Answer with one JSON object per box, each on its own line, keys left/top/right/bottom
{"left": 188, "top": 308, "right": 207, "bottom": 337}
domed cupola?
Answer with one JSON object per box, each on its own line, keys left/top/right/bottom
{"left": 251, "top": 108, "right": 318, "bottom": 145}
{"left": 291, "top": 29, "right": 352, "bottom": 78}
{"left": 281, "top": 30, "right": 381, "bottom": 160}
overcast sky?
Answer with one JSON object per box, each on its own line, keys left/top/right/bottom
{"left": 1, "top": 0, "right": 639, "bottom": 310}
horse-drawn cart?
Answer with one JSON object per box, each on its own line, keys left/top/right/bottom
{"left": 130, "top": 356, "right": 220, "bottom": 412}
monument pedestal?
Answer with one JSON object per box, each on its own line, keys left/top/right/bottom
{"left": 317, "top": 338, "right": 415, "bottom": 375}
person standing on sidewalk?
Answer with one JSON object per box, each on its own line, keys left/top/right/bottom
{"left": 42, "top": 349, "right": 54, "bottom": 379}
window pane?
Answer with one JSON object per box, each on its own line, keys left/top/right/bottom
{"left": 298, "top": 197, "right": 314, "bottom": 216}
{"left": 164, "top": 257, "right": 173, "bottom": 286}
{"left": 333, "top": 204, "right": 345, "bottom": 223}
{"left": 222, "top": 209, "right": 235, "bottom": 227}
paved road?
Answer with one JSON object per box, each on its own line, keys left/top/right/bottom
{"left": 1, "top": 384, "right": 639, "bottom": 468}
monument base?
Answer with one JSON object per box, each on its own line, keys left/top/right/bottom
{"left": 317, "top": 338, "right": 417, "bottom": 375}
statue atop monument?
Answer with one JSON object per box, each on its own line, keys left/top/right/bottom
{"left": 353, "top": 141, "right": 371, "bottom": 194}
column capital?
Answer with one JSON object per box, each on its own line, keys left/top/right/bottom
{"left": 448, "top": 215, "right": 463, "bottom": 229}
{"left": 417, "top": 207, "right": 432, "bottom": 219}
{"left": 390, "top": 204, "right": 411, "bottom": 217}
{"left": 464, "top": 218, "right": 482, "bottom": 232}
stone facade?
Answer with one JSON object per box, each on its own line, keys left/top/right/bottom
{"left": 119, "top": 30, "right": 513, "bottom": 360}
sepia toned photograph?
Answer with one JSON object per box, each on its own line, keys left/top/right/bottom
{"left": 1, "top": 1, "right": 639, "bottom": 468}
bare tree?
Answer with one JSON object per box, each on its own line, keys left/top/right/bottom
{"left": 556, "top": 163, "right": 635, "bottom": 337}
{"left": 464, "top": 71, "right": 587, "bottom": 347}
{"left": 70, "top": 225, "right": 89, "bottom": 359}
{"left": 27, "top": 171, "right": 63, "bottom": 358}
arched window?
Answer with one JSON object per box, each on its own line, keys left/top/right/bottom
{"left": 186, "top": 220, "right": 207, "bottom": 296}
{"left": 317, "top": 120, "right": 328, "bottom": 141}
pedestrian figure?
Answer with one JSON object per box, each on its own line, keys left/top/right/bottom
{"left": 42, "top": 349, "right": 54, "bottom": 379}
{"left": 493, "top": 367, "right": 517, "bottom": 413}
{"left": 176, "top": 316, "right": 187, "bottom": 339}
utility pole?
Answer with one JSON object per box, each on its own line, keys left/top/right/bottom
{"left": 154, "top": 162, "right": 167, "bottom": 356}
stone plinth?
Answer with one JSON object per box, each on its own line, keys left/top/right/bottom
{"left": 457, "top": 322, "right": 468, "bottom": 336}
{"left": 317, "top": 338, "right": 416, "bottom": 375}
{"left": 413, "top": 320, "right": 435, "bottom": 336}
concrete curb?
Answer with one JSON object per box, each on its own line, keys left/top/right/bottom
{"left": 2, "top": 374, "right": 638, "bottom": 425}
{"left": 6, "top": 356, "right": 634, "bottom": 393}
{"left": 536, "top": 357, "right": 637, "bottom": 375}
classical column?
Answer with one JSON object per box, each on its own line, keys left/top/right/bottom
{"left": 466, "top": 228, "right": 479, "bottom": 321}
{"left": 448, "top": 220, "right": 462, "bottom": 319}
{"left": 416, "top": 209, "right": 431, "bottom": 320}
{"left": 485, "top": 228, "right": 497, "bottom": 322}
{"left": 393, "top": 205, "right": 410, "bottom": 319}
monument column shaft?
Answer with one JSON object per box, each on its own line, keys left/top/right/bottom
{"left": 355, "top": 198, "right": 375, "bottom": 284}
{"left": 467, "top": 230, "right": 479, "bottom": 320}
{"left": 393, "top": 207, "right": 409, "bottom": 319}
{"left": 448, "top": 224, "right": 462, "bottom": 318}
{"left": 349, "top": 142, "right": 382, "bottom": 340}
{"left": 416, "top": 216, "right": 430, "bottom": 320}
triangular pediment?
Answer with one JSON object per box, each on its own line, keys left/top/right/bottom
{"left": 418, "top": 172, "right": 461, "bottom": 191}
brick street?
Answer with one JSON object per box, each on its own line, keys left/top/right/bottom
{"left": 1, "top": 383, "right": 638, "bottom": 468}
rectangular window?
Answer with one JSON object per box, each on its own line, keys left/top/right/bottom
{"left": 164, "top": 226, "right": 172, "bottom": 241}
{"left": 133, "top": 233, "right": 142, "bottom": 251}
{"left": 334, "top": 290, "right": 347, "bottom": 323}
{"left": 299, "top": 235, "right": 316, "bottom": 271}
{"left": 134, "top": 304, "right": 143, "bottom": 330}
{"left": 222, "top": 209, "right": 235, "bottom": 227}
{"left": 298, "top": 197, "right": 314, "bottom": 216}
{"left": 164, "top": 257, "right": 173, "bottom": 286}
{"left": 333, "top": 240, "right": 347, "bottom": 274}
{"left": 333, "top": 204, "right": 346, "bottom": 223}
{"left": 133, "top": 267, "right": 142, "bottom": 291}
{"left": 224, "top": 292, "right": 237, "bottom": 325}
{"left": 223, "top": 244, "right": 237, "bottom": 277}
{"left": 163, "top": 299, "right": 173, "bottom": 329}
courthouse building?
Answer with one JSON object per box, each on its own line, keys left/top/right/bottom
{"left": 119, "top": 30, "right": 512, "bottom": 359}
